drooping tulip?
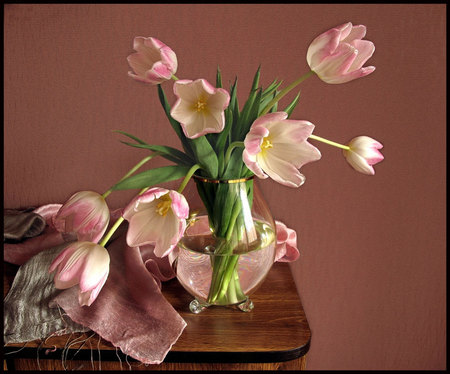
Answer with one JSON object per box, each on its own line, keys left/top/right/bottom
{"left": 243, "top": 112, "right": 322, "bottom": 188}
{"left": 274, "top": 220, "right": 299, "bottom": 262}
{"left": 122, "top": 187, "right": 189, "bottom": 257}
{"left": 127, "top": 37, "right": 178, "bottom": 85}
{"left": 307, "top": 22, "right": 375, "bottom": 84}
{"left": 54, "top": 191, "right": 110, "bottom": 243}
{"left": 49, "top": 241, "right": 110, "bottom": 307}
{"left": 343, "top": 136, "right": 384, "bottom": 175}
{"left": 170, "top": 78, "right": 230, "bottom": 139}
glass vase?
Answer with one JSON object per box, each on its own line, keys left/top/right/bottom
{"left": 173, "top": 175, "right": 276, "bottom": 313}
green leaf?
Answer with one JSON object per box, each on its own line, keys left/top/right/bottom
{"left": 216, "top": 107, "right": 233, "bottom": 160}
{"left": 221, "top": 147, "right": 244, "bottom": 179}
{"left": 113, "top": 130, "right": 147, "bottom": 145}
{"left": 237, "top": 88, "right": 262, "bottom": 140}
{"left": 261, "top": 79, "right": 282, "bottom": 98}
{"left": 250, "top": 65, "right": 261, "bottom": 91}
{"left": 216, "top": 66, "right": 223, "bottom": 88}
{"left": 283, "top": 91, "right": 301, "bottom": 118}
{"left": 112, "top": 165, "right": 191, "bottom": 190}
{"left": 189, "top": 136, "right": 219, "bottom": 178}
{"left": 119, "top": 141, "right": 194, "bottom": 166}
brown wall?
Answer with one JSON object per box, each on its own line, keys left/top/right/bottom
{"left": 4, "top": 4, "right": 446, "bottom": 370}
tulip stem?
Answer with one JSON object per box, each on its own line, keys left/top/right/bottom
{"left": 99, "top": 187, "right": 150, "bottom": 247}
{"left": 171, "top": 74, "right": 179, "bottom": 81}
{"left": 102, "top": 155, "right": 155, "bottom": 199}
{"left": 224, "top": 141, "right": 244, "bottom": 165}
{"left": 177, "top": 164, "right": 202, "bottom": 194}
{"left": 309, "top": 134, "right": 350, "bottom": 150}
{"left": 99, "top": 217, "right": 125, "bottom": 247}
{"left": 260, "top": 70, "right": 316, "bottom": 116}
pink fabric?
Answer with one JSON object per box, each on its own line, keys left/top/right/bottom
{"left": 5, "top": 203, "right": 186, "bottom": 364}
{"left": 53, "top": 234, "right": 186, "bottom": 364}
{"left": 4, "top": 227, "right": 76, "bottom": 265}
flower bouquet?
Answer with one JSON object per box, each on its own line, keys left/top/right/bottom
{"left": 49, "top": 22, "right": 384, "bottom": 313}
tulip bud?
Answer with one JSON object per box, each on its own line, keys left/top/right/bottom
{"left": 307, "top": 22, "right": 375, "bottom": 84}
{"left": 343, "top": 136, "right": 384, "bottom": 175}
{"left": 54, "top": 191, "right": 110, "bottom": 243}
{"left": 49, "top": 242, "right": 110, "bottom": 306}
{"left": 127, "top": 37, "right": 178, "bottom": 85}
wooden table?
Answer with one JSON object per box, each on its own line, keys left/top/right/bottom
{"left": 4, "top": 261, "right": 311, "bottom": 371}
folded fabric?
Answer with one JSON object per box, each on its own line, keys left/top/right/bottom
{"left": 53, "top": 235, "right": 187, "bottom": 364}
{"left": 4, "top": 208, "right": 47, "bottom": 242}
{"left": 4, "top": 244, "right": 90, "bottom": 344}
{"left": 4, "top": 204, "right": 186, "bottom": 365}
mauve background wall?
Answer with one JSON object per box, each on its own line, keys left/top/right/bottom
{"left": 4, "top": 4, "right": 446, "bottom": 370}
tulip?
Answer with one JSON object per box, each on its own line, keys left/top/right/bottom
{"left": 274, "top": 220, "right": 299, "bottom": 262}
{"left": 306, "top": 22, "right": 375, "bottom": 84}
{"left": 127, "top": 37, "right": 178, "bottom": 85}
{"left": 243, "top": 112, "right": 322, "bottom": 188}
{"left": 170, "top": 79, "right": 230, "bottom": 139}
{"left": 343, "top": 136, "right": 384, "bottom": 175}
{"left": 122, "top": 187, "right": 189, "bottom": 257}
{"left": 54, "top": 191, "right": 110, "bottom": 243}
{"left": 49, "top": 241, "right": 110, "bottom": 307}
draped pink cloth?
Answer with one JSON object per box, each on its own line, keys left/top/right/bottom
{"left": 53, "top": 235, "right": 186, "bottom": 364}
{"left": 4, "top": 204, "right": 186, "bottom": 364}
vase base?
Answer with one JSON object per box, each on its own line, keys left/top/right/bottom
{"left": 236, "top": 297, "right": 254, "bottom": 312}
{"left": 189, "top": 297, "right": 254, "bottom": 314}
{"left": 189, "top": 299, "right": 210, "bottom": 314}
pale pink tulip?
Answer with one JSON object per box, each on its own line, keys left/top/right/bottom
{"left": 243, "top": 112, "right": 322, "bottom": 188}
{"left": 343, "top": 136, "right": 384, "bottom": 175}
{"left": 127, "top": 37, "right": 178, "bottom": 85}
{"left": 274, "top": 220, "right": 299, "bottom": 262}
{"left": 49, "top": 241, "right": 110, "bottom": 306}
{"left": 123, "top": 187, "right": 189, "bottom": 257}
{"left": 54, "top": 191, "right": 110, "bottom": 243}
{"left": 307, "top": 22, "right": 375, "bottom": 84}
{"left": 170, "top": 79, "right": 230, "bottom": 139}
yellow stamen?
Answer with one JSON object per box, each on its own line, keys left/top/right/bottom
{"left": 261, "top": 136, "right": 273, "bottom": 150}
{"left": 194, "top": 98, "right": 207, "bottom": 112}
{"left": 155, "top": 194, "right": 172, "bottom": 216}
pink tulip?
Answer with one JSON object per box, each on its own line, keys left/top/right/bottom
{"left": 54, "top": 191, "right": 110, "bottom": 243}
{"left": 307, "top": 22, "right": 375, "bottom": 84}
{"left": 170, "top": 79, "right": 230, "bottom": 139}
{"left": 274, "top": 220, "right": 299, "bottom": 262}
{"left": 123, "top": 187, "right": 189, "bottom": 257}
{"left": 343, "top": 136, "right": 384, "bottom": 175}
{"left": 49, "top": 241, "right": 110, "bottom": 307}
{"left": 127, "top": 37, "right": 178, "bottom": 85}
{"left": 243, "top": 112, "right": 322, "bottom": 188}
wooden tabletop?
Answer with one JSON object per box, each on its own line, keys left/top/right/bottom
{"left": 4, "top": 261, "right": 311, "bottom": 364}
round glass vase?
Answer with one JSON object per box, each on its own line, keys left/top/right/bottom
{"left": 174, "top": 175, "right": 276, "bottom": 313}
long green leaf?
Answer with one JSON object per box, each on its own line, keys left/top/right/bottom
{"left": 283, "top": 91, "right": 301, "bottom": 118}
{"left": 113, "top": 130, "right": 147, "bottom": 144}
{"left": 189, "top": 136, "right": 219, "bottom": 178}
{"left": 112, "top": 165, "right": 191, "bottom": 190}
{"left": 119, "top": 141, "right": 193, "bottom": 165}
{"left": 216, "top": 66, "right": 223, "bottom": 88}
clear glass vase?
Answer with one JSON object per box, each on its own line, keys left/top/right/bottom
{"left": 173, "top": 175, "right": 276, "bottom": 313}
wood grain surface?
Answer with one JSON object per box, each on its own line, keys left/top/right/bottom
{"left": 4, "top": 261, "right": 310, "bottom": 370}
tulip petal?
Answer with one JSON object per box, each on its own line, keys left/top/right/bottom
{"left": 307, "top": 22, "right": 375, "bottom": 84}
{"left": 343, "top": 136, "right": 384, "bottom": 175}
{"left": 127, "top": 36, "right": 177, "bottom": 85}
{"left": 258, "top": 153, "right": 306, "bottom": 188}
